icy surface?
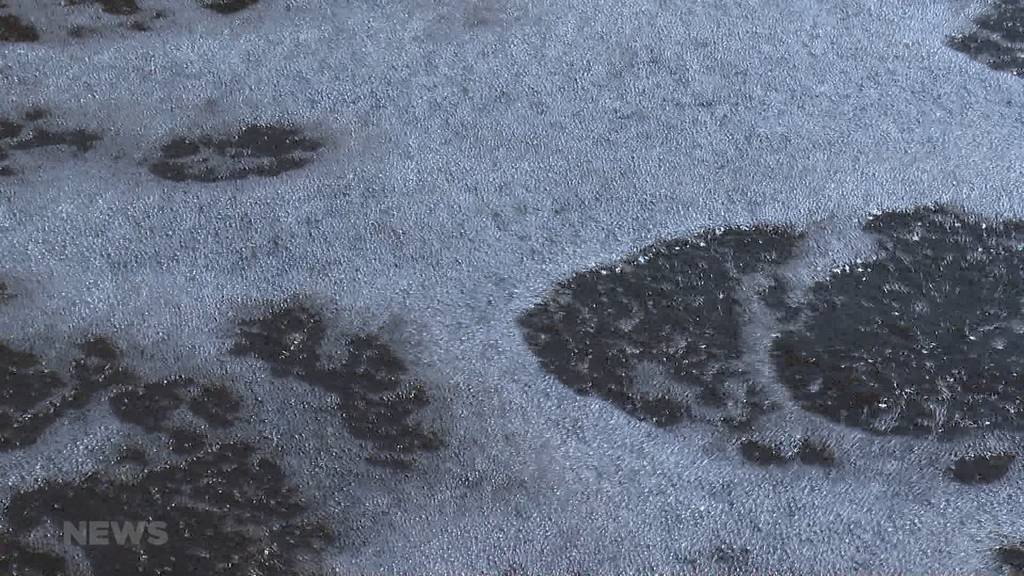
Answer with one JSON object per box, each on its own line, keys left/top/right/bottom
{"left": 1, "top": 0, "right": 1024, "bottom": 574}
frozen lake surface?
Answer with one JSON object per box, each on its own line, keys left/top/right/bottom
{"left": 2, "top": 0, "right": 1024, "bottom": 574}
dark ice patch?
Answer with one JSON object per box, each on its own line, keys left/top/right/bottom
{"left": 109, "top": 376, "right": 188, "bottom": 433}
{"left": 0, "top": 120, "right": 22, "bottom": 140}
{"left": 997, "top": 543, "right": 1024, "bottom": 572}
{"left": 774, "top": 205, "right": 1024, "bottom": 437}
{"left": 22, "top": 108, "right": 49, "bottom": 122}
{"left": 950, "top": 452, "right": 1016, "bottom": 484}
{"left": 738, "top": 437, "right": 835, "bottom": 467}
{"left": 65, "top": 0, "right": 140, "bottom": 16}
{"left": 71, "top": 336, "right": 134, "bottom": 390}
{"left": 67, "top": 0, "right": 166, "bottom": 35}
{"left": 738, "top": 438, "right": 789, "bottom": 466}
{"left": 680, "top": 543, "right": 753, "bottom": 572}
{"left": 118, "top": 444, "right": 148, "bottom": 465}
{"left": 711, "top": 544, "right": 752, "bottom": 567}
{"left": 796, "top": 438, "right": 836, "bottom": 467}
{"left": 106, "top": 363, "right": 243, "bottom": 436}
{"left": 66, "top": 24, "right": 93, "bottom": 38}
{"left": 0, "top": 112, "right": 100, "bottom": 176}
{"left": 149, "top": 125, "right": 322, "bottom": 183}
{"left": 234, "top": 303, "right": 323, "bottom": 376}
{"left": 188, "top": 382, "right": 241, "bottom": 427}
{"left": 233, "top": 302, "right": 442, "bottom": 468}
{"left": 9, "top": 127, "right": 101, "bottom": 153}
{"left": 519, "top": 226, "right": 802, "bottom": 427}
{"left": 0, "top": 313, "right": 330, "bottom": 574}
{"left": 200, "top": 0, "right": 259, "bottom": 14}
{"left": 2, "top": 0, "right": 172, "bottom": 41}
{"left": 168, "top": 426, "right": 207, "bottom": 454}
{"left": 61, "top": 0, "right": 167, "bottom": 35}
{"left": 0, "top": 321, "right": 243, "bottom": 451}
{"left": 0, "top": 8, "right": 37, "bottom": 42}
{"left": 760, "top": 274, "right": 801, "bottom": 322}
{"left": 6, "top": 441, "right": 332, "bottom": 576}
{"left": 948, "top": 0, "right": 1024, "bottom": 77}
{"left": 0, "top": 531, "right": 68, "bottom": 576}
{"left": 0, "top": 119, "right": 25, "bottom": 175}
{"left": 0, "top": 337, "right": 124, "bottom": 451}
{"left": 96, "top": 0, "right": 139, "bottom": 15}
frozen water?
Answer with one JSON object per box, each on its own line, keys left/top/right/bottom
{"left": 2, "top": 0, "right": 1024, "bottom": 574}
